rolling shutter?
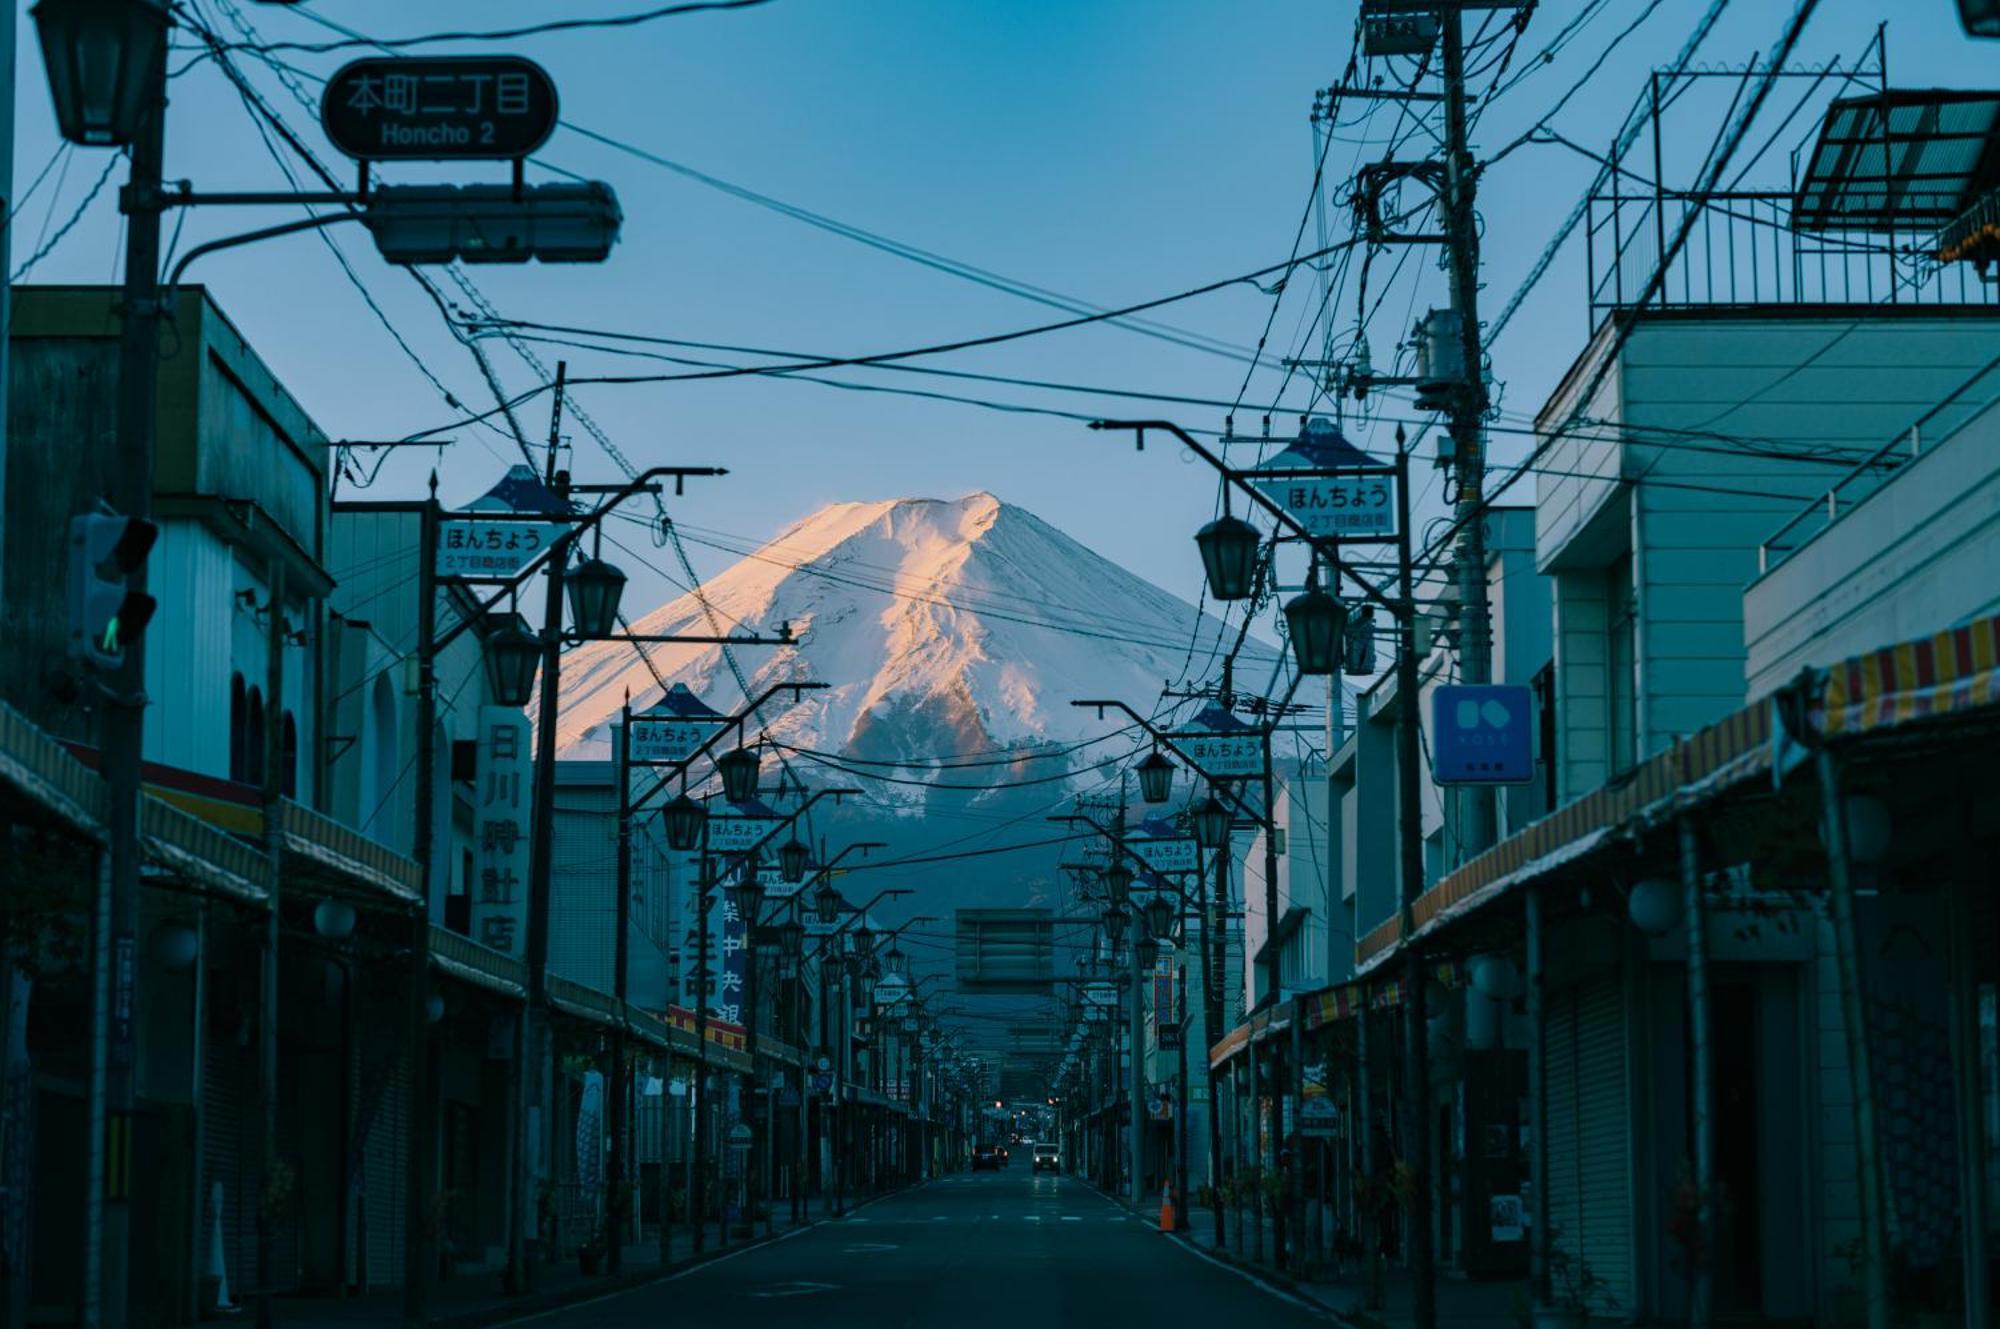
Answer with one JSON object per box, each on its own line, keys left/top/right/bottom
{"left": 202, "top": 1031, "right": 251, "bottom": 1300}
{"left": 1544, "top": 975, "right": 1632, "bottom": 1310}
{"left": 346, "top": 1010, "right": 409, "bottom": 1289}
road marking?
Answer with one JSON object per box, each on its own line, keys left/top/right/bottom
{"left": 749, "top": 1281, "right": 840, "bottom": 1299}
{"left": 843, "top": 1242, "right": 900, "bottom": 1253}
{"left": 1061, "top": 1215, "right": 1082, "bottom": 1222}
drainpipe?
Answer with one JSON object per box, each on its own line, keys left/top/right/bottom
{"left": 1676, "top": 762, "right": 1715, "bottom": 1329}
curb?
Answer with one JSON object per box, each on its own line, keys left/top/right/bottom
{"left": 438, "top": 1181, "right": 928, "bottom": 1329}
{"left": 1076, "top": 1178, "right": 1371, "bottom": 1328}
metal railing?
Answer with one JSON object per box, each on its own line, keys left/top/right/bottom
{"left": 1585, "top": 190, "right": 1997, "bottom": 326}
{"left": 1757, "top": 347, "right": 2000, "bottom": 573}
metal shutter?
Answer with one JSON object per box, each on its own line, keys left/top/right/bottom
{"left": 202, "top": 1031, "right": 251, "bottom": 1302}
{"left": 1544, "top": 976, "right": 1632, "bottom": 1310}
{"left": 346, "top": 1015, "right": 409, "bottom": 1289}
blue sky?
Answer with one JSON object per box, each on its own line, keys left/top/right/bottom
{"left": 11, "top": 0, "right": 1997, "bottom": 615}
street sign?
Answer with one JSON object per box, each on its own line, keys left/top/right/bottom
{"left": 708, "top": 814, "right": 781, "bottom": 854}
{"left": 1299, "top": 1091, "right": 1340, "bottom": 1138}
{"left": 321, "top": 56, "right": 559, "bottom": 161}
{"left": 1165, "top": 729, "right": 1262, "bottom": 779}
{"left": 1252, "top": 472, "right": 1396, "bottom": 538}
{"left": 1431, "top": 684, "right": 1534, "bottom": 785}
{"left": 729, "top": 1124, "right": 754, "bottom": 1146}
{"left": 812, "top": 1071, "right": 834, "bottom": 1094}
{"left": 1127, "top": 832, "right": 1197, "bottom": 875}
{"left": 629, "top": 716, "right": 719, "bottom": 764}
{"left": 1249, "top": 415, "right": 1397, "bottom": 538}
{"left": 436, "top": 518, "right": 557, "bottom": 580}
{"left": 439, "top": 464, "right": 571, "bottom": 580}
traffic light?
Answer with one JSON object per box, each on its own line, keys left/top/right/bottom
{"left": 67, "top": 509, "right": 157, "bottom": 671}
{"left": 365, "top": 182, "right": 623, "bottom": 266}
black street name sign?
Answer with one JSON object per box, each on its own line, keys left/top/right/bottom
{"left": 321, "top": 56, "right": 558, "bottom": 161}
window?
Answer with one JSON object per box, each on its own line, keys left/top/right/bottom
{"left": 1606, "top": 555, "right": 1637, "bottom": 774}
{"left": 228, "top": 673, "right": 248, "bottom": 783}
{"left": 245, "top": 686, "right": 266, "bottom": 788}
{"left": 281, "top": 712, "right": 298, "bottom": 799}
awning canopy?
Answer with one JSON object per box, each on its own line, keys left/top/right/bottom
{"left": 1794, "top": 90, "right": 2000, "bottom": 232}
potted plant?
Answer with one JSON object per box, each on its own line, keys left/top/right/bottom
{"left": 1538, "top": 1244, "right": 1614, "bottom": 1329}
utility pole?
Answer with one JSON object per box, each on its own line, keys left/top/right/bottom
{"left": 1438, "top": 1, "right": 1500, "bottom": 862}
{"left": 404, "top": 492, "right": 439, "bottom": 1325}
{"left": 1393, "top": 444, "right": 1436, "bottom": 1329}
{"left": 514, "top": 361, "right": 570, "bottom": 1290}
{"left": 606, "top": 702, "right": 634, "bottom": 1272}
{"left": 90, "top": 62, "right": 166, "bottom": 1329}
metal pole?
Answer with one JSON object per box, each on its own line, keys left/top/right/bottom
{"left": 89, "top": 59, "right": 167, "bottom": 1329}
{"left": 1678, "top": 774, "right": 1716, "bottom": 1329}
{"left": 1259, "top": 726, "right": 1287, "bottom": 1269}
{"left": 794, "top": 958, "right": 808, "bottom": 1224}
{"left": 1176, "top": 958, "right": 1190, "bottom": 1232}
{"left": 255, "top": 562, "right": 286, "bottom": 1329}
{"left": 1204, "top": 843, "right": 1227, "bottom": 1247}
{"left": 1440, "top": 0, "right": 1497, "bottom": 862}
{"left": 692, "top": 835, "right": 710, "bottom": 1252}
{"left": 741, "top": 885, "right": 761, "bottom": 1236}
{"left": 513, "top": 363, "right": 570, "bottom": 1291}
{"left": 1393, "top": 445, "right": 1436, "bottom": 1329}
{"left": 605, "top": 705, "right": 633, "bottom": 1272}
{"left": 403, "top": 498, "right": 439, "bottom": 1324}
{"left": 1525, "top": 885, "right": 1549, "bottom": 1308}
{"left": 1816, "top": 749, "right": 1889, "bottom": 1329}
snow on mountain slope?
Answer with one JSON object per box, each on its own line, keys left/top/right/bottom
{"left": 555, "top": 493, "right": 1271, "bottom": 789}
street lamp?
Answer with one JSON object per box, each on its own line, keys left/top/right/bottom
{"left": 883, "top": 944, "right": 908, "bottom": 979}
{"left": 483, "top": 617, "right": 544, "bottom": 708}
{"left": 717, "top": 746, "right": 761, "bottom": 804}
{"left": 777, "top": 914, "right": 806, "bottom": 963}
{"left": 564, "top": 556, "right": 627, "bottom": 640}
{"left": 1191, "top": 795, "right": 1232, "bottom": 852}
{"left": 728, "top": 858, "right": 764, "bottom": 923}
{"left": 1283, "top": 571, "right": 1347, "bottom": 676}
{"left": 661, "top": 792, "right": 706, "bottom": 853}
{"left": 1102, "top": 860, "right": 1134, "bottom": 908}
{"left": 1962, "top": 0, "right": 2000, "bottom": 36}
{"left": 1136, "top": 936, "right": 1160, "bottom": 970}
{"left": 1194, "top": 509, "right": 1261, "bottom": 602}
{"left": 779, "top": 837, "right": 812, "bottom": 884}
{"left": 813, "top": 878, "right": 843, "bottom": 926}
{"left": 32, "top": 0, "right": 168, "bottom": 147}
{"left": 853, "top": 923, "right": 876, "bottom": 957}
{"left": 1143, "top": 893, "right": 1175, "bottom": 941}
{"left": 1102, "top": 907, "right": 1128, "bottom": 945}
{"left": 1135, "top": 749, "right": 1174, "bottom": 805}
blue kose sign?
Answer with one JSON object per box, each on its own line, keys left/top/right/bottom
{"left": 1431, "top": 685, "right": 1534, "bottom": 785}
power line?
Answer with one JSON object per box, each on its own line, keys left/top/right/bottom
{"left": 221, "top": 0, "right": 781, "bottom": 55}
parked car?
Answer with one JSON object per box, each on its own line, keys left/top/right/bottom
{"left": 972, "top": 1144, "right": 1003, "bottom": 1171}
{"left": 1032, "top": 1143, "right": 1061, "bottom": 1173}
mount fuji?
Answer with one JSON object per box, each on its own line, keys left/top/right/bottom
{"left": 555, "top": 493, "right": 1272, "bottom": 802}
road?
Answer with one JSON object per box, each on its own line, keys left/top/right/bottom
{"left": 524, "top": 1170, "right": 1332, "bottom": 1329}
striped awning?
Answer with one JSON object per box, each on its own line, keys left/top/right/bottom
{"left": 1818, "top": 612, "right": 2000, "bottom": 738}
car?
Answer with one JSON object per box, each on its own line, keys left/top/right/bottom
{"left": 971, "top": 1144, "right": 1003, "bottom": 1171}
{"left": 997, "top": 1145, "right": 1011, "bottom": 1166}
{"left": 1032, "top": 1143, "right": 1060, "bottom": 1173}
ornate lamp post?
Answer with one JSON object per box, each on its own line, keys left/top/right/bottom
{"left": 31, "top": 0, "right": 168, "bottom": 146}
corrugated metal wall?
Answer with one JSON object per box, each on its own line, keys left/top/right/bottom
{"left": 1545, "top": 975, "right": 1632, "bottom": 1310}
{"left": 345, "top": 1008, "right": 409, "bottom": 1289}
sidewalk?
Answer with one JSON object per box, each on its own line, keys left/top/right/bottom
{"left": 1101, "top": 1183, "right": 1524, "bottom": 1329}
{"left": 274, "top": 1202, "right": 855, "bottom": 1329}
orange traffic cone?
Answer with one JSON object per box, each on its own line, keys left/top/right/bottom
{"left": 1159, "top": 1181, "right": 1176, "bottom": 1232}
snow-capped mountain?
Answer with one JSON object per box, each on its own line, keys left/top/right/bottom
{"left": 555, "top": 493, "right": 1267, "bottom": 792}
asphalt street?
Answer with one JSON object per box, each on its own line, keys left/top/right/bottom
{"left": 515, "top": 1170, "right": 1333, "bottom": 1329}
